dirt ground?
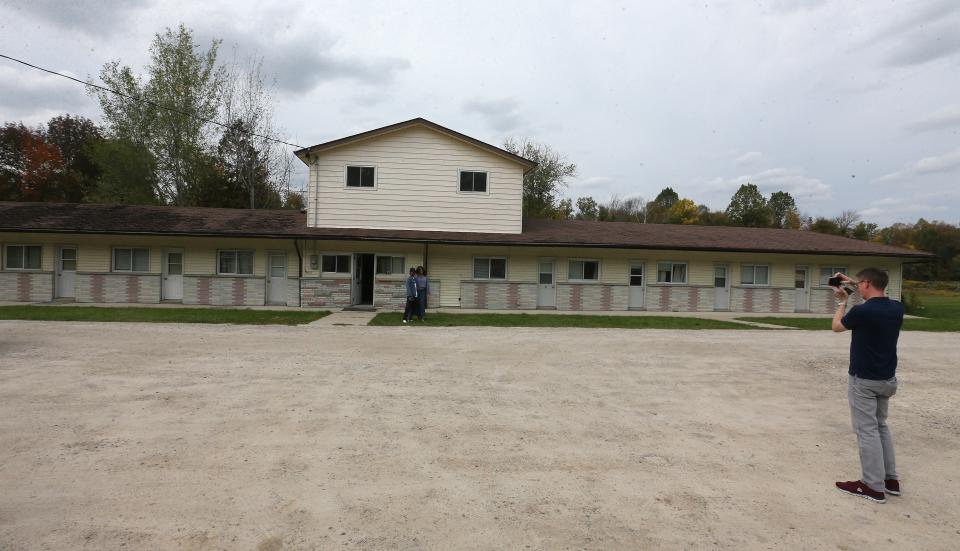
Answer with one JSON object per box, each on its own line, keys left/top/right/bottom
{"left": 0, "top": 321, "right": 958, "bottom": 550}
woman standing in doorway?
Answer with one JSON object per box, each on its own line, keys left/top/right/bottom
{"left": 415, "top": 266, "right": 431, "bottom": 321}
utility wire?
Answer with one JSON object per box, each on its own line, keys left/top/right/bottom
{"left": 0, "top": 53, "right": 306, "bottom": 150}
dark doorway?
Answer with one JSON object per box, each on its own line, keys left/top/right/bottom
{"left": 354, "top": 253, "right": 375, "bottom": 305}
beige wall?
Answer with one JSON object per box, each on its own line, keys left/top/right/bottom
{"left": 0, "top": 233, "right": 299, "bottom": 277}
{"left": 307, "top": 125, "right": 525, "bottom": 234}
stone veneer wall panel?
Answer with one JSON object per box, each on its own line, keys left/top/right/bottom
{"left": 0, "top": 272, "right": 53, "bottom": 302}
{"left": 374, "top": 278, "right": 408, "bottom": 310}
{"left": 645, "top": 285, "right": 713, "bottom": 312}
{"left": 556, "top": 283, "right": 628, "bottom": 311}
{"left": 75, "top": 273, "right": 160, "bottom": 303}
{"left": 729, "top": 287, "right": 795, "bottom": 313}
{"left": 182, "top": 276, "right": 265, "bottom": 306}
{"left": 300, "top": 278, "right": 352, "bottom": 308}
{"left": 460, "top": 281, "right": 537, "bottom": 309}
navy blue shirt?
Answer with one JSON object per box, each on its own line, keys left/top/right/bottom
{"left": 841, "top": 297, "right": 904, "bottom": 380}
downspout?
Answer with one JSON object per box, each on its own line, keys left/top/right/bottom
{"left": 294, "top": 239, "right": 303, "bottom": 307}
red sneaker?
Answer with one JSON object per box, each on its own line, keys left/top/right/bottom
{"left": 836, "top": 480, "right": 886, "bottom": 503}
{"left": 884, "top": 479, "right": 901, "bottom": 496}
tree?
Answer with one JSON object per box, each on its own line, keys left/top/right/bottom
{"left": 91, "top": 24, "right": 226, "bottom": 205}
{"left": 808, "top": 216, "right": 841, "bottom": 235}
{"left": 575, "top": 196, "right": 599, "bottom": 220}
{"left": 645, "top": 187, "right": 679, "bottom": 223}
{"left": 599, "top": 195, "right": 646, "bottom": 222}
{"left": 86, "top": 138, "right": 160, "bottom": 205}
{"left": 835, "top": 210, "right": 861, "bottom": 237}
{"left": 667, "top": 198, "right": 700, "bottom": 224}
{"left": 851, "top": 221, "right": 879, "bottom": 241}
{"left": 502, "top": 137, "right": 577, "bottom": 218}
{"left": 214, "top": 119, "right": 277, "bottom": 208}
{"left": 45, "top": 115, "right": 103, "bottom": 202}
{"left": 725, "top": 183, "right": 771, "bottom": 227}
{"left": 767, "top": 191, "right": 798, "bottom": 229}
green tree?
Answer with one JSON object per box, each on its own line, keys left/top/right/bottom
{"left": 645, "top": 187, "right": 679, "bottom": 223}
{"left": 575, "top": 196, "right": 599, "bottom": 220}
{"left": 725, "top": 183, "right": 771, "bottom": 227}
{"left": 807, "top": 216, "right": 841, "bottom": 235}
{"left": 767, "top": 191, "right": 798, "bottom": 229}
{"left": 851, "top": 221, "right": 879, "bottom": 241}
{"left": 667, "top": 198, "right": 700, "bottom": 224}
{"left": 91, "top": 24, "right": 226, "bottom": 205}
{"left": 503, "top": 137, "right": 577, "bottom": 218}
{"left": 86, "top": 138, "right": 160, "bottom": 205}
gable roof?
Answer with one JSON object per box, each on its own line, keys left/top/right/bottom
{"left": 0, "top": 202, "right": 931, "bottom": 259}
{"left": 292, "top": 117, "right": 538, "bottom": 171}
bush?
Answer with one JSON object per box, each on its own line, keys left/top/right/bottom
{"left": 902, "top": 290, "right": 925, "bottom": 315}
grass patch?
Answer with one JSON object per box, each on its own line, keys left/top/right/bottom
{"left": 739, "top": 289, "right": 960, "bottom": 332}
{"left": 0, "top": 305, "right": 330, "bottom": 325}
{"left": 369, "top": 312, "right": 762, "bottom": 329}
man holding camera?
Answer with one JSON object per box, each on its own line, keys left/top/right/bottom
{"left": 831, "top": 268, "right": 904, "bottom": 504}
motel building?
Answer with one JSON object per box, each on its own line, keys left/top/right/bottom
{"left": 0, "top": 118, "right": 930, "bottom": 313}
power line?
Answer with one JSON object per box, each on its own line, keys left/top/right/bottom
{"left": 0, "top": 53, "right": 306, "bottom": 150}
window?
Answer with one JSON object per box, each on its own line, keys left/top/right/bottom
{"left": 113, "top": 247, "right": 149, "bottom": 272}
{"left": 218, "top": 250, "right": 254, "bottom": 275}
{"left": 656, "top": 262, "right": 687, "bottom": 283}
{"left": 4, "top": 245, "right": 41, "bottom": 270}
{"left": 819, "top": 266, "right": 848, "bottom": 286}
{"left": 346, "top": 166, "right": 375, "bottom": 188}
{"left": 375, "top": 255, "right": 405, "bottom": 275}
{"left": 321, "top": 254, "right": 351, "bottom": 273}
{"left": 459, "top": 170, "right": 488, "bottom": 193}
{"left": 473, "top": 257, "right": 506, "bottom": 279}
{"left": 740, "top": 264, "right": 770, "bottom": 285}
{"left": 569, "top": 260, "right": 599, "bottom": 281}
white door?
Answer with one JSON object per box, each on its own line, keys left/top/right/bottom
{"left": 266, "top": 253, "right": 287, "bottom": 305}
{"left": 56, "top": 246, "right": 76, "bottom": 299}
{"left": 351, "top": 254, "right": 362, "bottom": 305}
{"left": 795, "top": 266, "right": 810, "bottom": 312}
{"left": 714, "top": 265, "right": 730, "bottom": 310}
{"left": 537, "top": 259, "right": 556, "bottom": 308}
{"left": 162, "top": 249, "right": 183, "bottom": 301}
{"left": 629, "top": 261, "right": 645, "bottom": 309}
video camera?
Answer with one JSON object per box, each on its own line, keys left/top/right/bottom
{"left": 828, "top": 275, "right": 857, "bottom": 295}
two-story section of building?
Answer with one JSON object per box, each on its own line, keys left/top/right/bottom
{"left": 0, "top": 117, "right": 931, "bottom": 312}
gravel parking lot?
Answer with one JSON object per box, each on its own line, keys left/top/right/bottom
{"left": 1, "top": 321, "right": 958, "bottom": 550}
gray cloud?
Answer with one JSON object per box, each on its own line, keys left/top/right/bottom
{"left": 8, "top": 0, "right": 151, "bottom": 37}
{"left": 766, "top": 0, "right": 828, "bottom": 14}
{"left": 733, "top": 151, "right": 764, "bottom": 166}
{"left": 875, "top": 147, "right": 960, "bottom": 184}
{"left": 905, "top": 105, "right": 960, "bottom": 133}
{"left": 211, "top": 29, "right": 411, "bottom": 95}
{"left": 885, "top": 24, "right": 960, "bottom": 66}
{"left": 0, "top": 66, "right": 91, "bottom": 115}
{"left": 462, "top": 97, "right": 525, "bottom": 133}
{"left": 702, "top": 168, "right": 832, "bottom": 203}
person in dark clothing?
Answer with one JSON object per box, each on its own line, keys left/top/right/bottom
{"left": 415, "top": 265, "right": 430, "bottom": 321}
{"left": 402, "top": 267, "right": 419, "bottom": 324}
{"left": 831, "top": 267, "right": 905, "bottom": 504}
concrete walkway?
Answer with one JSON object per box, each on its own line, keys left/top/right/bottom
{"left": 308, "top": 310, "right": 378, "bottom": 326}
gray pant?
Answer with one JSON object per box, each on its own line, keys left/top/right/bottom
{"left": 848, "top": 374, "right": 898, "bottom": 492}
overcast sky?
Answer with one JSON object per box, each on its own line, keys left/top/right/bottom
{"left": 1, "top": 0, "right": 958, "bottom": 226}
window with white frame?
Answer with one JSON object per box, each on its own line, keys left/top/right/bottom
{"left": 375, "top": 255, "right": 405, "bottom": 275}
{"left": 740, "top": 264, "right": 770, "bottom": 285}
{"left": 656, "top": 262, "right": 687, "bottom": 283}
{"left": 819, "top": 266, "right": 848, "bottom": 285}
{"left": 218, "top": 250, "right": 254, "bottom": 275}
{"left": 568, "top": 259, "right": 599, "bottom": 281}
{"left": 321, "top": 254, "right": 351, "bottom": 273}
{"left": 113, "top": 247, "right": 149, "bottom": 272}
{"left": 473, "top": 257, "right": 506, "bottom": 280}
{"left": 4, "top": 245, "right": 42, "bottom": 270}
{"left": 345, "top": 166, "right": 376, "bottom": 188}
{"left": 459, "top": 170, "right": 488, "bottom": 193}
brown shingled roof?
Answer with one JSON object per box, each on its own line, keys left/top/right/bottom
{"left": 0, "top": 202, "right": 931, "bottom": 258}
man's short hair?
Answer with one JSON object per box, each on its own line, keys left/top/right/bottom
{"left": 856, "top": 267, "right": 888, "bottom": 290}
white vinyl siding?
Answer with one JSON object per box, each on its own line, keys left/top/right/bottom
{"left": 309, "top": 125, "right": 525, "bottom": 233}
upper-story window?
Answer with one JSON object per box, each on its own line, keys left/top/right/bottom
{"left": 459, "top": 170, "right": 488, "bottom": 193}
{"left": 346, "top": 166, "right": 376, "bottom": 188}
